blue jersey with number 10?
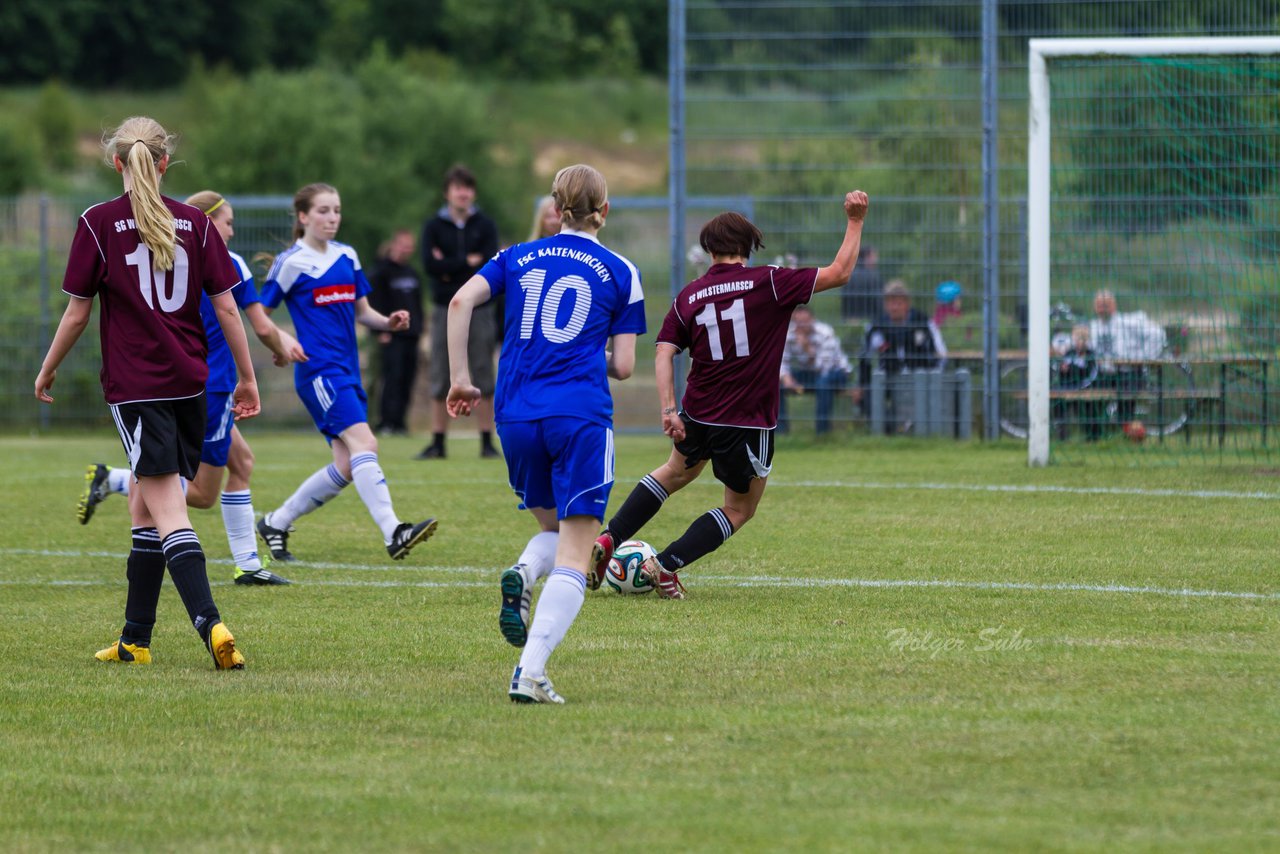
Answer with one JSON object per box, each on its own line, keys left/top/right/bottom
{"left": 479, "top": 228, "right": 646, "bottom": 427}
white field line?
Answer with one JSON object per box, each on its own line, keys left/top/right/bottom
{"left": 1, "top": 549, "right": 1276, "bottom": 601}
{"left": 768, "top": 480, "right": 1280, "bottom": 500}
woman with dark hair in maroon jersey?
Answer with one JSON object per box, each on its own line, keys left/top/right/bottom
{"left": 35, "top": 116, "right": 259, "bottom": 670}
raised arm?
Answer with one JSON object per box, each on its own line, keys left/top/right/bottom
{"left": 814, "top": 191, "right": 869, "bottom": 294}
{"left": 34, "top": 297, "right": 93, "bottom": 402}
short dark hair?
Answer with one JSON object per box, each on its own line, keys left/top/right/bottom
{"left": 442, "top": 164, "right": 477, "bottom": 192}
{"left": 699, "top": 212, "right": 764, "bottom": 259}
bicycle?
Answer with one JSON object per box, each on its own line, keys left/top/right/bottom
{"left": 998, "top": 302, "right": 1196, "bottom": 440}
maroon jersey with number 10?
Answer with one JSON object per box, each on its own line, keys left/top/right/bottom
{"left": 61, "top": 194, "right": 240, "bottom": 404}
{"left": 657, "top": 262, "right": 818, "bottom": 429}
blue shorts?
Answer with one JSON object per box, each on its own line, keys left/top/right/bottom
{"left": 201, "top": 390, "right": 235, "bottom": 467}
{"left": 297, "top": 374, "right": 368, "bottom": 442}
{"left": 498, "top": 417, "right": 614, "bottom": 521}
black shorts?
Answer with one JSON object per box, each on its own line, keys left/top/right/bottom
{"left": 109, "top": 393, "right": 207, "bottom": 480}
{"left": 674, "top": 413, "right": 775, "bottom": 495}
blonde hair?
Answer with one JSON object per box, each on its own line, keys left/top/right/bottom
{"left": 551, "top": 164, "right": 607, "bottom": 231}
{"left": 528, "top": 195, "right": 558, "bottom": 241}
{"left": 104, "top": 117, "right": 177, "bottom": 271}
{"left": 184, "top": 190, "right": 226, "bottom": 217}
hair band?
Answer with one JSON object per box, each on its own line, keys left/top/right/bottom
{"left": 204, "top": 198, "right": 226, "bottom": 216}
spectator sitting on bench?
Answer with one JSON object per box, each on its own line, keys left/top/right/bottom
{"left": 854, "top": 280, "right": 947, "bottom": 430}
{"left": 1088, "top": 289, "right": 1166, "bottom": 433}
{"left": 779, "top": 305, "right": 851, "bottom": 435}
{"left": 1053, "top": 324, "right": 1102, "bottom": 441}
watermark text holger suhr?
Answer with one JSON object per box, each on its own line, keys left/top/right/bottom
{"left": 886, "top": 626, "right": 1034, "bottom": 659}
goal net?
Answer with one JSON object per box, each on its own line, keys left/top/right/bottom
{"left": 1024, "top": 37, "right": 1280, "bottom": 465}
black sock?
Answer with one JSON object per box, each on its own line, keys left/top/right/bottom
{"left": 433, "top": 432, "right": 446, "bottom": 450}
{"left": 480, "top": 431, "right": 494, "bottom": 450}
{"left": 121, "top": 527, "right": 165, "bottom": 646}
{"left": 657, "top": 508, "right": 735, "bottom": 571}
{"left": 161, "top": 529, "right": 220, "bottom": 641}
{"left": 607, "top": 475, "right": 669, "bottom": 543}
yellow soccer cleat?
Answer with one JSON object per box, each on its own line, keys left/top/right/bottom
{"left": 205, "top": 622, "right": 246, "bottom": 670}
{"left": 95, "top": 639, "right": 152, "bottom": 665}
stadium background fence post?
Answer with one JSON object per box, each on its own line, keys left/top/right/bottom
{"left": 668, "top": 0, "right": 687, "bottom": 403}
{"left": 980, "top": 0, "right": 999, "bottom": 440}
{"left": 1026, "top": 41, "right": 1051, "bottom": 466}
{"left": 38, "top": 194, "right": 50, "bottom": 430}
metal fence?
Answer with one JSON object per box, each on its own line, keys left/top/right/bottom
{"left": 0, "top": 194, "right": 735, "bottom": 434}
{"left": 671, "top": 0, "right": 1280, "bottom": 457}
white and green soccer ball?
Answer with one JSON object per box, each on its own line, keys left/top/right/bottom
{"left": 604, "top": 539, "right": 657, "bottom": 595}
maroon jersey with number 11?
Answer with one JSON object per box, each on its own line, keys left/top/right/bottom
{"left": 657, "top": 262, "right": 818, "bottom": 429}
{"left": 61, "top": 194, "right": 240, "bottom": 405}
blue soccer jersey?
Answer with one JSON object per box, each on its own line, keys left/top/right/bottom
{"left": 260, "top": 240, "right": 372, "bottom": 387}
{"left": 479, "top": 228, "right": 646, "bottom": 427}
{"left": 200, "top": 250, "right": 259, "bottom": 393}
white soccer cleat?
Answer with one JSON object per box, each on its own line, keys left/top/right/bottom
{"left": 508, "top": 666, "right": 565, "bottom": 704}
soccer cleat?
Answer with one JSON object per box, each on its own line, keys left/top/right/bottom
{"left": 388, "top": 518, "right": 438, "bottom": 560}
{"left": 205, "top": 621, "right": 245, "bottom": 670}
{"left": 94, "top": 638, "right": 152, "bottom": 665}
{"left": 640, "top": 556, "right": 686, "bottom": 600}
{"left": 415, "top": 444, "right": 445, "bottom": 460}
{"left": 480, "top": 445, "right": 501, "bottom": 459}
{"left": 498, "top": 565, "right": 532, "bottom": 648}
{"left": 78, "top": 463, "right": 112, "bottom": 525}
{"left": 587, "top": 531, "right": 615, "bottom": 591}
{"left": 256, "top": 516, "right": 296, "bottom": 562}
{"left": 509, "top": 666, "right": 565, "bottom": 704}
{"left": 234, "top": 566, "right": 292, "bottom": 586}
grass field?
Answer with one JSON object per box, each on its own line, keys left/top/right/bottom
{"left": 1, "top": 432, "right": 1278, "bottom": 851}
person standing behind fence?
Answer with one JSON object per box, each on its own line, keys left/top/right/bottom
{"left": 78, "top": 190, "right": 304, "bottom": 587}
{"left": 369, "top": 229, "right": 424, "bottom": 436}
{"left": 254, "top": 183, "right": 437, "bottom": 565}
{"left": 34, "top": 116, "right": 256, "bottom": 669}
{"left": 842, "top": 244, "right": 883, "bottom": 323}
{"left": 593, "top": 191, "right": 869, "bottom": 600}
{"left": 418, "top": 165, "right": 501, "bottom": 460}
{"left": 779, "top": 304, "right": 852, "bottom": 435}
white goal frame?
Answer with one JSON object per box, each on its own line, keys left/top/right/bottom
{"left": 1025, "top": 36, "right": 1280, "bottom": 466}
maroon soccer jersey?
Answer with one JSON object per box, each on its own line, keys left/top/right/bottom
{"left": 62, "top": 194, "right": 240, "bottom": 404}
{"left": 657, "top": 262, "right": 818, "bottom": 428}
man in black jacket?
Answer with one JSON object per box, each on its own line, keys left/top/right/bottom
{"left": 856, "top": 280, "right": 947, "bottom": 431}
{"left": 418, "top": 165, "right": 501, "bottom": 459}
{"left": 368, "top": 229, "right": 424, "bottom": 436}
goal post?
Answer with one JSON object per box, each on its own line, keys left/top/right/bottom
{"left": 1025, "top": 36, "right": 1280, "bottom": 466}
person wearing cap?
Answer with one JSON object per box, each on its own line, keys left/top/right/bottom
{"left": 933, "top": 280, "right": 962, "bottom": 328}
{"left": 855, "top": 279, "right": 947, "bottom": 429}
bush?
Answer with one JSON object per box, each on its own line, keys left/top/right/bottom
{"left": 0, "top": 115, "right": 41, "bottom": 194}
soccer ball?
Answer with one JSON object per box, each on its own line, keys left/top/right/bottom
{"left": 604, "top": 540, "right": 657, "bottom": 595}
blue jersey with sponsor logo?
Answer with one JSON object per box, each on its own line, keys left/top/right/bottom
{"left": 478, "top": 228, "right": 646, "bottom": 427}
{"left": 200, "top": 250, "right": 259, "bottom": 393}
{"left": 260, "top": 240, "right": 372, "bottom": 386}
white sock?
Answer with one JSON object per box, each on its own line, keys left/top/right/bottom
{"left": 220, "top": 490, "right": 260, "bottom": 571}
{"left": 108, "top": 467, "right": 131, "bottom": 495}
{"left": 350, "top": 452, "right": 400, "bottom": 543}
{"left": 517, "top": 567, "right": 586, "bottom": 679}
{"left": 517, "top": 531, "right": 559, "bottom": 586}
{"left": 271, "top": 463, "right": 349, "bottom": 529}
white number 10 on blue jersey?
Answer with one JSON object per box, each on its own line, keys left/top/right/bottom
{"left": 518, "top": 269, "right": 594, "bottom": 344}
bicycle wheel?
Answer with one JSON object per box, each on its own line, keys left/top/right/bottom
{"left": 1131, "top": 361, "right": 1195, "bottom": 437}
{"left": 998, "top": 361, "right": 1029, "bottom": 439}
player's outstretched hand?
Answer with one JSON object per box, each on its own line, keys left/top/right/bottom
{"left": 388, "top": 310, "right": 410, "bottom": 332}
{"left": 662, "top": 410, "right": 686, "bottom": 442}
{"left": 232, "top": 380, "right": 261, "bottom": 421}
{"left": 447, "top": 383, "right": 481, "bottom": 418}
{"left": 34, "top": 368, "right": 56, "bottom": 403}
{"left": 844, "top": 190, "right": 869, "bottom": 223}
